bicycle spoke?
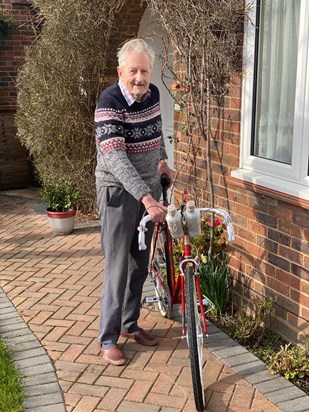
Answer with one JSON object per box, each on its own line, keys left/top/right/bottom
{"left": 151, "top": 224, "right": 173, "bottom": 318}
{"left": 185, "top": 266, "right": 205, "bottom": 411}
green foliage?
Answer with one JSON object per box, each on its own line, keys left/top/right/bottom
{"left": 0, "top": 9, "right": 13, "bottom": 46}
{"left": 0, "top": 338, "right": 24, "bottom": 412}
{"left": 214, "top": 299, "right": 309, "bottom": 394}
{"left": 16, "top": 0, "right": 125, "bottom": 213}
{"left": 42, "top": 180, "right": 79, "bottom": 212}
{"left": 199, "top": 251, "right": 229, "bottom": 317}
{"left": 192, "top": 218, "right": 227, "bottom": 255}
{"left": 264, "top": 343, "right": 309, "bottom": 392}
{"left": 232, "top": 297, "right": 274, "bottom": 347}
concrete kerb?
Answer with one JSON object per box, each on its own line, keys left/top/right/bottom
{"left": 0, "top": 287, "right": 66, "bottom": 412}
{"left": 204, "top": 321, "right": 308, "bottom": 412}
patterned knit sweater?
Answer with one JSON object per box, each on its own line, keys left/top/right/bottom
{"left": 95, "top": 81, "right": 167, "bottom": 201}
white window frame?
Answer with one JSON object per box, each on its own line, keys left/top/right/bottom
{"left": 231, "top": 0, "right": 309, "bottom": 202}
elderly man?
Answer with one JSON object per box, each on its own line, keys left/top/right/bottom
{"left": 95, "top": 38, "right": 174, "bottom": 366}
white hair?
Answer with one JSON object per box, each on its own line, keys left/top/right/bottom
{"left": 117, "top": 38, "right": 155, "bottom": 69}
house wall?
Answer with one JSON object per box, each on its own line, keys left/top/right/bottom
{"left": 173, "top": 75, "right": 309, "bottom": 346}
{"left": 0, "top": 0, "right": 35, "bottom": 189}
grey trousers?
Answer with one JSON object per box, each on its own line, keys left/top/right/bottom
{"left": 96, "top": 186, "right": 155, "bottom": 349}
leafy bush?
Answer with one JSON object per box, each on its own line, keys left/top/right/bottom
{"left": 16, "top": 0, "right": 124, "bottom": 213}
{"left": 266, "top": 343, "right": 309, "bottom": 387}
{"left": 232, "top": 297, "right": 274, "bottom": 347}
{"left": 216, "top": 297, "right": 274, "bottom": 348}
{"left": 42, "top": 180, "right": 79, "bottom": 212}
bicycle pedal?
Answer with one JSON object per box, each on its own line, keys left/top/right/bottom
{"left": 197, "top": 298, "right": 210, "bottom": 307}
{"left": 144, "top": 296, "right": 160, "bottom": 303}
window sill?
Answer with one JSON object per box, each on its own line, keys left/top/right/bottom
{"left": 230, "top": 169, "right": 309, "bottom": 210}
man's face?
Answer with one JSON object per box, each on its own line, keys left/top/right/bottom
{"left": 117, "top": 51, "right": 153, "bottom": 101}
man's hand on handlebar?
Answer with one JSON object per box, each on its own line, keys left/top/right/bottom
{"left": 141, "top": 193, "right": 166, "bottom": 223}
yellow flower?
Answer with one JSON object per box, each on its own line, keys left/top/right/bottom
{"left": 201, "top": 254, "right": 207, "bottom": 264}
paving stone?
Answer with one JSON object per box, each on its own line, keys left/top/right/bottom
{"left": 24, "top": 382, "right": 63, "bottom": 397}
{"left": 15, "top": 354, "right": 52, "bottom": 370}
{"left": 224, "top": 352, "right": 259, "bottom": 368}
{"left": 266, "top": 385, "right": 308, "bottom": 404}
{"left": 23, "top": 372, "right": 59, "bottom": 388}
{"left": 19, "top": 362, "right": 56, "bottom": 377}
{"left": 254, "top": 375, "right": 294, "bottom": 395}
{"left": 26, "top": 403, "right": 66, "bottom": 412}
{"left": 245, "top": 369, "right": 278, "bottom": 385}
{"left": 24, "top": 392, "right": 64, "bottom": 408}
{"left": 211, "top": 343, "right": 248, "bottom": 359}
{"left": 277, "top": 395, "right": 309, "bottom": 412}
{"left": 13, "top": 346, "right": 47, "bottom": 361}
{"left": 232, "top": 359, "right": 267, "bottom": 377}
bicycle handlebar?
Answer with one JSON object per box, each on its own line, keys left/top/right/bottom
{"left": 138, "top": 206, "right": 235, "bottom": 251}
{"left": 138, "top": 214, "right": 152, "bottom": 250}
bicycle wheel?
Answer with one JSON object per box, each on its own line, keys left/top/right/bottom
{"left": 185, "top": 265, "right": 205, "bottom": 411}
{"left": 151, "top": 224, "right": 173, "bottom": 318}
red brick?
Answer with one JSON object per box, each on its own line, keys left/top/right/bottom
{"left": 72, "top": 396, "right": 101, "bottom": 412}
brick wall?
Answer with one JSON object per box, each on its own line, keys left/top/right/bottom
{"left": 0, "top": 0, "right": 35, "bottom": 188}
{"left": 173, "top": 76, "right": 309, "bottom": 345}
{"left": 0, "top": 0, "right": 34, "bottom": 110}
{"left": 103, "top": 0, "right": 147, "bottom": 86}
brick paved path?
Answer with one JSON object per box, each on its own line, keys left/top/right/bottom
{"left": 0, "top": 190, "right": 295, "bottom": 411}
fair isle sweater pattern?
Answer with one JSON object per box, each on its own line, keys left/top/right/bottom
{"left": 95, "top": 82, "right": 167, "bottom": 201}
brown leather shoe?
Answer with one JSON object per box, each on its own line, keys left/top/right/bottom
{"left": 120, "top": 329, "right": 159, "bottom": 346}
{"left": 98, "top": 344, "right": 126, "bottom": 366}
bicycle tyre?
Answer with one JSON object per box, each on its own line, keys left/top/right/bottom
{"left": 151, "top": 224, "right": 173, "bottom": 318}
{"left": 185, "top": 265, "right": 205, "bottom": 411}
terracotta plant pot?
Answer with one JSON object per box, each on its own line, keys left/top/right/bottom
{"left": 46, "top": 209, "right": 76, "bottom": 235}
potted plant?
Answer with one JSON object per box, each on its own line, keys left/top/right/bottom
{"left": 42, "top": 180, "right": 80, "bottom": 235}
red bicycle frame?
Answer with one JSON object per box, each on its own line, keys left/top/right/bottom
{"left": 151, "top": 220, "right": 208, "bottom": 338}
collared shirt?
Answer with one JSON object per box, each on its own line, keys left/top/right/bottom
{"left": 118, "top": 80, "right": 151, "bottom": 106}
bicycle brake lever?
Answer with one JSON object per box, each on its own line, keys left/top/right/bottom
{"left": 138, "top": 214, "right": 152, "bottom": 250}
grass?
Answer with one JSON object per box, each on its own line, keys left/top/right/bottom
{"left": 0, "top": 338, "right": 24, "bottom": 412}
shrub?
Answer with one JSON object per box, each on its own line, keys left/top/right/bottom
{"left": 42, "top": 180, "right": 79, "bottom": 212}
{"left": 16, "top": 0, "right": 125, "bottom": 213}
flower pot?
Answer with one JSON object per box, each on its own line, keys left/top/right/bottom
{"left": 46, "top": 209, "right": 76, "bottom": 235}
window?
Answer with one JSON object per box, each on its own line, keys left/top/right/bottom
{"left": 232, "top": 0, "right": 309, "bottom": 201}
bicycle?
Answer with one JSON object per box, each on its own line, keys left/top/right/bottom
{"left": 138, "top": 174, "right": 235, "bottom": 412}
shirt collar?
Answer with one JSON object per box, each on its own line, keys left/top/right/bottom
{"left": 118, "top": 80, "right": 151, "bottom": 106}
